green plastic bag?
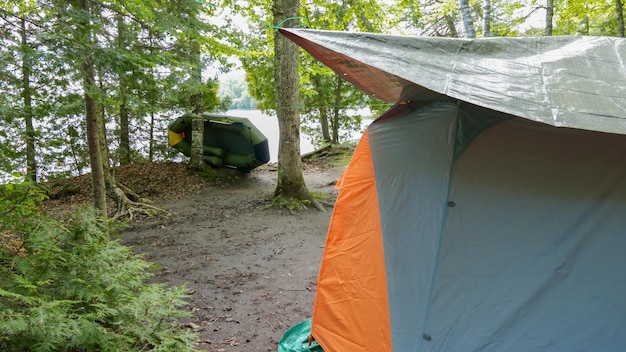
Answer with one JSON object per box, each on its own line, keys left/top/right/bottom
{"left": 278, "top": 318, "right": 324, "bottom": 352}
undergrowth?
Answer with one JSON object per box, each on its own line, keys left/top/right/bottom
{"left": 0, "top": 182, "right": 197, "bottom": 351}
{"left": 270, "top": 191, "right": 328, "bottom": 213}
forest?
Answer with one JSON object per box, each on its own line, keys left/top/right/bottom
{"left": 1, "top": 1, "right": 626, "bottom": 350}
{"left": 1, "top": 0, "right": 625, "bottom": 206}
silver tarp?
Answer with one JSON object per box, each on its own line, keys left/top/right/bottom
{"left": 280, "top": 29, "right": 626, "bottom": 135}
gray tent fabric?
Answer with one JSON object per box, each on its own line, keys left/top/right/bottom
{"left": 427, "top": 114, "right": 626, "bottom": 351}
{"left": 370, "top": 101, "right": 626, "bottom": 351}
{"left": 368, "top": 103, "right": 457, "bottom": 351}
{"left": 279, "top": 29, "right": 626, "bottom": 135}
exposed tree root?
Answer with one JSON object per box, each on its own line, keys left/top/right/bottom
{"left": 271, "top": 193, "right": 326, "bottom": 213}
{"left": 105, "top": 174, "right": 168, "bottom": 221}
{"left": 112, "top": 197, "right": 166, "bottom": 221}
{"left": 310, "top": 197, "right": 326, "bottom": 212}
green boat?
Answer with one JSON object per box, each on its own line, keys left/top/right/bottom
{"left": 168, "top": 113, "right": 270, "bottom": 171}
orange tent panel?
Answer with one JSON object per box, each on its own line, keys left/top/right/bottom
{"left": 312, "top": 130, "right": 392, "bottom": 351}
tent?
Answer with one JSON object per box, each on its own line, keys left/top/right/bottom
{"left": 280, "top": 29, "right": 626, "bottom": 351}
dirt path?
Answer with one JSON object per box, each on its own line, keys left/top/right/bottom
{"left": 121, "top": 165, "right": 343, "bottom": 351}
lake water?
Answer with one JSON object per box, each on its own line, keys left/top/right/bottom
{"left": 226, "top": 109, "right": 370, "bottom": 162}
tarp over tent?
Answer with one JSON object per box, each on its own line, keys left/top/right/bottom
{"left": 281, "top": 29, "right": 626, "bottom": 134}
{"left": 280, "top": 29, "right": 626, "bottom": 352}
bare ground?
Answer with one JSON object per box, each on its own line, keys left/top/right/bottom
{"left": 43, "top": 156, "right": 347, "bottom": 351}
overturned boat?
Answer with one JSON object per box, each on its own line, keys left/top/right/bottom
{"left": 168, "top": 113, "right": 270, "bottom": 171}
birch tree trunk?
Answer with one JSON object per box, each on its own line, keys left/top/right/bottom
{"left": 187, "top": 39, "right": 207, "bottom": 171}
{"left": 482, "top": 0, "right": 492, "bottom": 37}
{"left": 458, "top": 0, "right": 476, "bottom": 38}
{"left": 189, "top": 114, "right": 207, "bottom": 170}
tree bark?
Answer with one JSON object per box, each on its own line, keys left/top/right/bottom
{"left": 273, "top": 0, "right": 321, "bottom": 210}
{"left": 119, "top": 100, "right": 131, "bottom": 165}
{"left": 445, "top": 14, "right": 459, "bottom": 37}
{"left": 187, "top": 39, "right": 207, "bottom": 171}
{"left": 545, "top": 0, "right": 554, "bottom": 36}
{"left": 20, "top": 16, "right": 37, "bottom": 182}
{"left": 331, "top": 75, "right": 343, "bottom": 144}
{"left": 149, "top": 110, "right": 155, "bottom": 162}
{"left": 312, "top": 75, "right": 331, "bottom": 143}
{"left": 79, "top": 0, "right": 107, "bottom": 214}
{"left": 319, "top": 107, "right": 331, "bottom": 144}
{"left": 617, "top": 0, "right": 625, "bottom": 37}
{"left": 67, "top": 125, "right": 83, "bottom": 175}
{"left": 482, "top": 0, "right": 492, "bottom": 37}
{"left": 117, "top": 15, "right": 131, "bottom": 165}
{"left": 97, "top": 98, "right": 162, "bottom": 219}
{"left": 188, "top": 113, "right": 208, "bottom": 171}
{"left": 458, "top": 0, "right": 476, "bottom": 38}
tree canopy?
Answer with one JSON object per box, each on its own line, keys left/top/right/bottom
{"left": 1, "top": 0, "right": 624, "bottom": 209}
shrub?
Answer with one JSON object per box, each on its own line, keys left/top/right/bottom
{"left": 0, "top": 183, "right": 197, "bottom": 351}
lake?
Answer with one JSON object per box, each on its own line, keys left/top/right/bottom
{"left": 226, "top": 109, "right": 371, "bottom": 162}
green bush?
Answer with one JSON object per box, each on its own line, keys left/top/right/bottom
{"left": 0, "top": 183, "right": 197, "bottom": 351}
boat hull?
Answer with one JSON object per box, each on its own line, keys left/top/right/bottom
{"left": 168, "top": 113, "right": 270, "bottom": 171}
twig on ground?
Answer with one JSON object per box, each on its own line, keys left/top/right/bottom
{"left": 207, "top": 315, "right": 223, "bottom": 327}
{"left": 278, "top": 287, "right": 312, "bottom": 291}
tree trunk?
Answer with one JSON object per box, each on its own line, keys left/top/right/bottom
{"left": 117, "top": 15, "right": 131, "bottom": 165}
{"left": 331, "top": 74, "right": 343, "bottom": 144}
{"left": 187, "top": 39, "right": 207, "bottom": 171}
{"left": 119, "top": 100, "right": 131, "bottom": 165}
{"left": 273, "top": 0, "right": 321, "bottom": 210}
{"left": 149, "top": 110, "right": 155, "bottom": 162}
{"left": 188, "top": 114, "right": 208, "bottom": 171}
{"left": 312, "top": 75, "right": 331, "bottom": 143}
{"left": 79, "top": 0, "right": 107, "bottom": 214}
{"left": 319, "top": 107, "right": 331, "bottom": 144}
{"left": 482, "top": 0, "right": 492, "bottom": 37}
{"left": 67, "top": 125, "right": 83, "bottom": 175}
{"left": 20, "top": 16, "right": 37, "bottom": 182}
{"left": 458, "top": 0, "right": 476, "bottom": 38}
{"left": 97, "top": 98, "right": 161, "bottom": 219}
{"left": 617, "top": 0, "right": 625, "bottom": 37}
{"left": 445, "top": 14, "right": 459, "bottom": 37}
{"left": 545, "top": 0, "right": 554, "bottom": 36}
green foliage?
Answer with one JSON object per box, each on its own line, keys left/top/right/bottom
{"left": 270, "top": 191, "right": 328, "bottom": 213}
{"left": 240, "top": 0, "right": 390, "bottom": 147}
{"left": 553, "top": 0, "right": 617, "bottom": 36}
{"left": 270, "top": 194, "right": 311, "bottom": 212}
{"left": 0, "top": 182, "right": 46, "bottom": 236}
{"left": 0, "top": 183, "right": 197, "bottom": 351}
{"left": 218, "top": 76, "right": 259, "bottom": 110}
{"left": 0, "top": 0, "right": 240, "bottom": 181}
{"left": 4, "top": 0, "right": 624, "bottom": 184}
{"left": 310, "top": 191, "right": 329, "bottom": 202}
{"left": 241, "top": 46, "right": 276, "bottom": 112}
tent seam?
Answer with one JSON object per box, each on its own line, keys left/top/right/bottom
{"left": 416, "top": 112, "right": 458, "bottom": 351}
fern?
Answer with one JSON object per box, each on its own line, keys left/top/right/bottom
{"left": 0, "top": 183, "right": 198, "bottom": 351}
